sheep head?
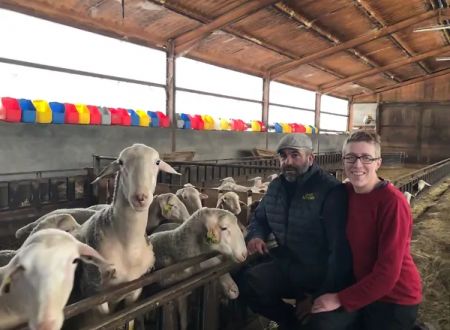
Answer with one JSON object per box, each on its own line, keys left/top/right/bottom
{"left": 0, "top": 229, "right": 111, "bottom": 330}
{"left": 92, "top": 144, "right": 180, "bottom": 212}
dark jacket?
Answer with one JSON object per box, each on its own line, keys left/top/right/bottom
{"left": 246, "top": 163, "right": 353, "bottom": 295}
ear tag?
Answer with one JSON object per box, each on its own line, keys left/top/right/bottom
{"left": 162, "top": 204, "right": 173, "bottom": 215}
{"left": 0, "top": 275, "right": 12, "bottom": 294}
{"left": 206, "top": 230, "right": 219, "bottom": 244}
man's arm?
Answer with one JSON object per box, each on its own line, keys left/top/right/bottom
{"left": 317, "top": 184, "right": 353, "bottom": 296}
{"left": 245, "top": 195, "right": 271, "bottom": 242}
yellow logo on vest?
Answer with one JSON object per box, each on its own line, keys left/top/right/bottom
{"left": 302, "top": 193, "right": 315, "bottom": 200}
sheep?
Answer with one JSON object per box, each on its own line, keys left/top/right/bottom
{"left": 15, "top": 213, "right": 81, "bottom": 241}
{"left": 0, "top": 250, "right": 16, "bottom": 267}
{"left": 217, "top": 181, "right": 251, "bottom": 193}
{"left": 267, "top": 173, "right": 279, "bottom": 181}
{"left": 148, "top": 208, "right": 247, "bottom": 330}
{"left": 0, "top": 229, "right": 110, "bottom": 330}
{"left": 75, "top": 143, "right": 180, "bottom": 314}
{"left": 175, "top": 184, "right": 208, "bottom": 215}
{"left": 16, "top": 208, "right": 96, "bottom": 239}
{"left": 416, "top": 179, "right": 431, "bottom": 195}
{"left": 87, "top": 204, "right": 109, "bottom": 211}
{"left": 216, "top": 191, "right": 247, "bottom": 235}
{"left": 403, "top": 191, "right": 414, "bottom": 205}
{"left": 146, "top": 193, "right": 190, "bottom": 234}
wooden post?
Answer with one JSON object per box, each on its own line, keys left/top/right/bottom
{"left": 315, "top": 93, "right": 321, "bottom": 130}
{"left": 166, "top": 39, "right": 176, "bottom": 152}
{"left": 347, "top": 96, "right": 353, "bottom": 132}
{"left": 262, "top": 74, "right": 270, "bottom": 149}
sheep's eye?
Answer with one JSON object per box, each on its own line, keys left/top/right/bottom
{"left": 73, "top": 258, "right": 81, "bottom": 264}
{"left": 220, "top": 227, "right": 227, "bottom": 231}
{"left": 118, "top": 159, "right": 124, "bottom": 166}
{"left": 156, "top": 160, "right": 161, "bottom": 165}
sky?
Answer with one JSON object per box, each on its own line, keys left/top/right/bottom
{"left": 0, "top": 9, "right": 348, "bottom": 131}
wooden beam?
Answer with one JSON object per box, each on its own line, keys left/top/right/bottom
{"left": 166, "top": 40, "right": 176, "bottom": 152}
{"left": 347, "top": 97, "right": 353, "bottom": 132}
{"left": 274, "top": 2, "right": 401, "bottom": 83}
{"left": 353, "top": 68, "right": 450, "bottom": 97}
{"left": 149, "top": 0, "right": 374, "bottom": 92}
{"left": 320, "top": 44, "right": 450, "bottom": 93}
{"left": 354, "top": 0, "right": 431, "bottom": 74}
{"left": 263, "top": 74, "right": 270, "bottom": 149}
{"left": 174, "top": 0, "right": 279, "bottom": 56}
{"left": 0, "top": 0, "right": 166, "bottom": 49}
{"left": 315, "top": 93, "right": 321, "bottom": 130}
{"left": 269, "top": 8, "right": 450, "bottom": 78}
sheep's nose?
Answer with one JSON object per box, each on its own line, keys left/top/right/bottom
{"left": 36, "top": 319, "right": 56, "bottom": 330}
{"left": 134, "top": 193, "right": 148, "bottom": 206}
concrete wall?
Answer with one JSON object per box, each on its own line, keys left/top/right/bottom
{"left": 0, "top": 122, "right": 347, "bottom": 173}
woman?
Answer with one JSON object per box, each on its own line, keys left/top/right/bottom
{"left": 311, "top": 131, "right": 422, "bottom": 330}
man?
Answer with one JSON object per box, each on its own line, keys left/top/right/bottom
{"left": 236, "top": 134, "right": 356, "bottom": 330}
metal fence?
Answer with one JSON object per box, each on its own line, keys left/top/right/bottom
{"left": 392, "top": 158, "right": 450, "bottom": 194}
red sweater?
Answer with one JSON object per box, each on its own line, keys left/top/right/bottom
{"left": 338, "top": 182, "right": 422, "bottom": 312}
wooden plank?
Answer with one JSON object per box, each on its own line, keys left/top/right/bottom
{"left": 354, "top": 68, "right": 450, "bottom": 97}
{"left": 321, "top": 44, "right": 450, "bottom": 93}
{"left": 174, "top": 0, "right": 279, "bottom": 55}
{"left": 269, "top": 8, "right": 450, "bottom": 78}
{"left": 315, "top": 93, "right": 321, "bottom": 130}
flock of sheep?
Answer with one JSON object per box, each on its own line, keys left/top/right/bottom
{"left": 0, "top": 143, "right": 274, "bottom": 330}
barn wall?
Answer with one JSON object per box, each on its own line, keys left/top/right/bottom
{"left": 379, "top": 103, "right": 450, "bottom": 163}
{"left": 0, "top": 122, "right": 347, "bottom": 173}
{"left": 353, "top": 74, "right": 450, "bottom": 103}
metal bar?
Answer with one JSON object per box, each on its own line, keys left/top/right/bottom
{"left": 176, "top": 86, "right": 262, "bottom": 104}
{"left": 269, "top": 102, "right": 315, "bottom": 112}
{"left": 0, "top": 57, "right": 166, "bottom": 89}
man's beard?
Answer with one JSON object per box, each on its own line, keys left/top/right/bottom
{"left": 282, "top": 164, "right": 309, "bottom": 182}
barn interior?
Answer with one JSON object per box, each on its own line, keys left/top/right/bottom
{"left": 0, "top": 0, "right": 449, "bottom": 329}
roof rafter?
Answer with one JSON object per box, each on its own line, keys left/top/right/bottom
{"left": 353, "top": 68, "right": 450, "bottom": 97}
{"left": 149, "top": 0, "right": 374, "bottom": 92}
{"left": 321, "top": 44, "right": 450, "bottom": 93}
{"left": 174, "top": 0, "right": 279, "bottom": 56}
{"left": 269, "top": 8, "right": 450, "bottom": 78}
{"left": 273, "top": 2, "right": 401, "bottom": 84}
{"left": 353, "top": 0, "right": 431, "bottom": 74}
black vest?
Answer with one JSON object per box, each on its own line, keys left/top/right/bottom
{"left": 263, "top": 163, "right": 340, "bottom": 270}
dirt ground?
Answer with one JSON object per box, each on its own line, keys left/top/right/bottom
{"left": 411, "top": 177, "right": 450, "bottom": 330}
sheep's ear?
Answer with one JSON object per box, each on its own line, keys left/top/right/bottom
{"left": 91, "top": 160, "right": 121, "bottom": 184}
{"left": 77, "top": 242, "right": 111, "bottom": 269}
{"left": 0, "top": 263, "right": 24, "bottom": 295}
{"left": 200, "top": 193, "right": 208, "bottom": 200}
{"left": 239, "top": 201, "right": 247, "bottom": 206}
{"left": 157, "top": 160, "right": 181, "bottom": 175}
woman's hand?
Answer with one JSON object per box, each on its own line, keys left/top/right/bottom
{"left": 311, "top": 293, "right": 341, "bottom": 313}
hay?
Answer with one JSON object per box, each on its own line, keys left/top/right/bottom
{"left": 411, "top": 178, "right": 450, "bottom": 330}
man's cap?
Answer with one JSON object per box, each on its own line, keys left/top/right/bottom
{"left": 276, "top": 134, "right": 313, "bottom": 153}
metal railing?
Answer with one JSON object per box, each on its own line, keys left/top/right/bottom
{"left": 393, "top": 158, "right": 450, "bottom": 193}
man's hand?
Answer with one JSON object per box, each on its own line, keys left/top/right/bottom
{"left": 311, "top": 293, "right": 341, "bottom": 313}
{"left": 247, "top": 238, "right": 269, "bottom": 255}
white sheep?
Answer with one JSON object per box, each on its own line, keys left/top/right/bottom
{"left": 416, "top": 179, "right": 431, "bottom": 195}
{"left": 176, "top": 183, "right": 208, "bottom": 215}
{"left": 216, "top": 191, "right": 248, "bottom": 235}
{"left": 15, "top": 209, "right": 96, "bottom": 239}
{"left": 0, "top": 229, "right": 110, "bottom": 330}
{"left": 0, "top": 250, "right": 16, "bottom": 267}
{"left": 149, "top": 208, "right": 247, "bottom": 330}
{"left": 403, "top": 191, "right": 414, "bottom": 205}
{"left": 15, "top": 213, "right": 81, "bottom": 241}
{"left": 217, "top": 181, "right": 251, "bottom": 193}
{"left": 267, "top": 173, "right": 278, "bottom": 181}
{"left": 146, "top": 193, "right": 190, "bottom": 234}
{"left": 75, "top": 143, "right": 180, "bottom": 314}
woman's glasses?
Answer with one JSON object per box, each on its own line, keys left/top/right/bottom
{"left": 343, "top": 155, "right": 380, "bottom": 164}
